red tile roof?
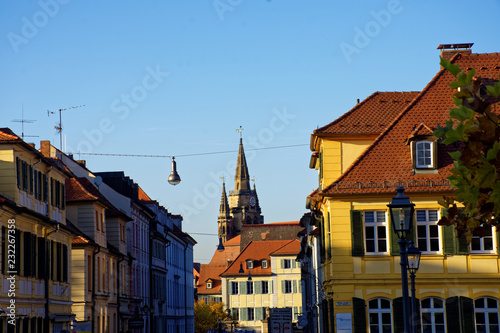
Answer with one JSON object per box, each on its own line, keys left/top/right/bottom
{"left": 220, "top": 240, "right": 299, "bottom": 277}
{"left": 321, "top": 52, "right": 500, "bottom": 196}
{"left": 244, "top": 221, "right": 300, "bottom": 227}
{"left": 0, "top": 128, "right": 21, "bottom": 141}
{"left": 209, "top": 237, "right": 241, "bottom": 266}
{"left": 314, "top": 91, "right": 419, "bottom": 136}
{"left": 196, "top": 263, "right": 227, "bottom": 295}
{"left": 66, "top": 177, "right": 111, "bottom": 207}
{"left": 271, "top": 239, "right": 300, "bottom": 255}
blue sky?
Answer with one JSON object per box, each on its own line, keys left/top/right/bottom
{"left": 1, "top": 0, "right": 499, "bottom": 263}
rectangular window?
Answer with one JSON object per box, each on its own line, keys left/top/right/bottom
{"left": 231, "top": 281, "right": 238, "bottom": 295}
{"left": 29, "top": 165, "right": 33, "bottom": 194}
{"left": 246, "top": 281, "right": 253, "bottom": 294}
{"left": 416, "top": 209, "right": 441, "bottom": 254}
{"left": 55, "top": 180, "right": 60, "bottom": 208}
{"left": 284, "top": 280, "right": 292, "bottom": 294}
{"left": 364, "top": 211, "right": 388, "bottom": 254}
{"left": 262, "top": 260, "right": 268, "bottom": 269}
{"left": 246, "top": 260, "right": 253, "bottom": 269}
{"left": 416, "top": 141, "right": 433, "bottom": 168}
{"left": 96, "top": 211, "right": 100, "bottom": 231}
{"left": 471, "top": 225, "right": 495, "bottom": 253}
{"left": 247, "top": 308, "right": 255, "bottom": 321}
{"left": 283, "top": 259, "right": 291, "bottom": 269}
{"left": 261, "top": 281, "right": 269, "bottom": 294}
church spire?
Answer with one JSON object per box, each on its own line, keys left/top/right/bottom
{"left": 234, "top": 137, "right": 251, "bottom": 192}
{"left": 219, "top": 181, "right": 230, "bottom": 218}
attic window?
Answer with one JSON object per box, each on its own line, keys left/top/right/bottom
{"left": 262, "top": 260, "right": 268, "bottom": 269}
{"left": 246, "top": 260, "right": 253, "bottom": 269}
{"left": 207, "top": 282, "right": 212, "bottom": 289}
{"left": 414, "top": 140, "right": 436, "bottom": 169}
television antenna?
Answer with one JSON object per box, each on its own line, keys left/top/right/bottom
{"left": 12, "top": 102, "right": 38, "bottom": 140}
{"left": 48, "top": 104, "right": 85, "bottom": 151}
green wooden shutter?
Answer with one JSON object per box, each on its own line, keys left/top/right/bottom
{"left": 255, "top": 281, "right": 261, "bottom": 294}
{"left": 446, "top": 296, "right": 460, "bottom": 332}
{"left": 281, "top": 280, "right": 285, "bottom": 293}
{"left": 270, "top": 280, "right": 273, "bottom": 293}
{"left": 393, "top": 297, "right": 404, "bottom": 333}
{"left": 443, "top": 225, "right": 456, "bottom": 255}
{"left": 239, "top": 281, "right": 246, "bottom": 295}
{"left": 460, "top": 296, "right": 475, "bottom": 332}
{"left": 352, "top": 298, "right": 366, "bottom": 333}
{"left": 292, "top": 259, "right": 296, "bottom": 268}
{"left": 456, "top": 233, "right": 469, "bottom": 255}
{"left": 281, "top": 259, "right": 284, "bottom": 268}
{"left": 298, "top": 280, "right": 302, "bottom": 293}
{"left": 240, "top": 308, "right": 247, "bottom": 321}
{"left": 351, "top": 210, "right": 364, "bottom": 256}
{"left": 293, "top": 280, "right": 297, "bottom": 293}
{"left": 255, "top": 307, "right": 263, "bottom": 321}
{"left": 294, "top": 307, "right": 298, "bottom": 320}
{"left": 390, "top": 218, "right": 400, "bottom": 256}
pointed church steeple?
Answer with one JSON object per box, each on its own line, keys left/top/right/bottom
{"left": 219, "top": 181, "right": 230, "bottom": 218}
{"left": 234, "top": 138, "right": 250, "bottom": 192}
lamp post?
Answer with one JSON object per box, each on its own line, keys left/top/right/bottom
{"left": 217, "top": 237, "right": 225, "bottom": 252}
{"left": 388, "top": 186, "right": 415, "bottom": 333}
{"left": 406, "top": 240, "right": 421, "bottom": 333}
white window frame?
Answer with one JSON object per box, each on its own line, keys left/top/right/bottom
{"left": 206, "top": 282, "right": 212, "bottom": 289}
{"left": 475, "top": 297, "right": 500, "bottom": 333}
{"left": 363, "top": 210, "right": 388, "bottom": 255}
{"left": 416, "top": 209, "right": 441, "bottom": 254}
{"left": 368, "top": 298, "right": 392, "bottom": 333}
{"left": 421, "top": 297, "right": 446, "bottom": 333}
{"left": 415, "top": 140, "right": 434, "bottom": 168}
{"left": 470, "top": 225, "right": 496, "bottom": 254}
{"left": 261, "top": 281, "right": 269, "bottom": 294}
{"left": 246, "top": 260, "right": 253, "bottom": 269}
{"left": 283, "top": 259, "right": 291, "bottom": 269}
{"left": 246, "top": 281, "right": 253, "bottom": 294}
{"left": 262, "top": 260, "right": 268, "bottom": 269}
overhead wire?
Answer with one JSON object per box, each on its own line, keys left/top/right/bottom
{"left": 68, "top": 143, "right": 309, "bottom": 159}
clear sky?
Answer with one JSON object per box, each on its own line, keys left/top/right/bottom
{"left": 1, "top": 0, "right": 499, "bottom": 263}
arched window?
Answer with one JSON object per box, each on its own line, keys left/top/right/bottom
{"left": 368, "top": 298, "right": 392, "bottom": 333}
{"left": 475, "top": 297, "right": 499, "bottom": 333}
{"left": 421, "top": 297, "right": 445, "bottom": 333}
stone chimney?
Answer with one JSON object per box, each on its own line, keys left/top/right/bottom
{"left": 438, "top": 43, "right": 473, "bottom": 61}
{"left": 40, "top": 140, "right": 51, "bottom": 157}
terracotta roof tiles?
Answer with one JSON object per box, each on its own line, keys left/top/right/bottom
{"left": 322, "top": 52, "right": 500, "bottom": 196}
{"left": 314, "top": 91, "right": 419, "bottom": 136}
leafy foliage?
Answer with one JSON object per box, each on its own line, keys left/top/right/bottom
{"left": 194, "top": 300, "right": 235, "bottom": 333}
{"left": 434, "top": 57, "right": 500, "bottom": 241}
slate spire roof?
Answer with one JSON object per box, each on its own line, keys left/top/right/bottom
{"left": 234, "top": 138, "right": 251, "bottom": 192}
{"left": 321, "top": 52, "right": 500, "bottom": 196}
{"left": 219, "top": 181, "right": 230, "bottom": 218}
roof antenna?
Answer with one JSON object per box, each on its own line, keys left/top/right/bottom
{"left": 12, "top": 101, "right": 38, "bottom": 140}
{"left": 48, "top": 104, "right": 85, "bottom": 152}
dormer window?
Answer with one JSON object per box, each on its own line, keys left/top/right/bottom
{"left": 246, "top": 260, "right": 253, "bottom": 269}
{"left": 415, "top": 141, "right": 433, "bottom": 168}
{"left": 207, "top": 282, "right": 212, "bottom": 289}
{"left": 262, "top": 260, "right": 268, "bottom": 269}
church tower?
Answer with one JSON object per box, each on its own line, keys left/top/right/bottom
{"left": 218, "top": 135, "right": 264, "bottom": 242}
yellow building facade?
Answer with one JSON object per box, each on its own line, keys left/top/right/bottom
{"left": 309, "top": 49, "right": 500, "bottom": 332}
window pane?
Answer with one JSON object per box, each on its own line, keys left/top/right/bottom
{"left": 378, "top": 240, "right": 387, "bottom": 252}
{"left": 429, "top": 225, "right": 439, "bottom": 237}
{"left": 471, "top": 238, "right": 481, "bottom": 251}
{"left": 421, "top": 298, "right": 431, "bottom": 308}
{"left": 418, "top": 239, "right": 427, "bottom": 251}
{"left": 476, "top": 298, "right": 485, "bottom": 308}
{"left": 365, "top": 212, "right": 375, "bottom": 223}
{"left": 380, "top": 299, "right": 390, "bottom": 309}
{"left": 428, "top": 210, "right": 438, "bottom": 221}
{"left": 377, "top": 226, "right": 386, "bottom": 239}
{"left": 417, "top": 225, "right": 427, "bottom": 236}
{"left": 366, "top": 240, "right": 375, "bottom": 252}
{"left": 487, "top": 297, "right": 498, "bottom": 308}
{"left": 489, "top": 312, "right": 499, "bottom": 324}
{"left": 433, "top": 298, "right": 443, "bottom": 308}
{"left": 368, "top": 300, "right": 378, "bottom": 309}
{"left": 476, "top": 313, "right": 486, "bottom": 324}
{"left": 365, "top": 227, "right": 375, "bottom": 239}
{"left": 369, "top": 313, "right": 379, "bottom": 324}
{"left": 430, "top": 239, "right": 439, "bottom": 251}
{"left": 435, "top": 312, "right": 445, "bottom": 323}
{"left": 416, "top": 211, "right": 427, "bottom": 221}
{"left": 376, "top": 211, "right": 386, "bottom": 222}
{"left": 485, "top": 237, "right": 493, "bottom": 250}
{"left": 381, "top": 313, "right": 391, "bottom": 323}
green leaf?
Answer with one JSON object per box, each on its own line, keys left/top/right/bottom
{"left": 486, "top": 141, "right": 500, "bottom": 161}
{"left": 449, "top": 105, "right": 475, "bottom": 122}
{"left": 440, "top": 57, "right": 461, "bottom": 77}
{"left": 448, "top": 151, "right": 461, "bottom": 160}
{"left": 486, "top": 84, "right": 500, "bottom": 99}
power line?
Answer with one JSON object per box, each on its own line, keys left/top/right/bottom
{"left": 68, "top": 143, "right": 308, "bottom": 159}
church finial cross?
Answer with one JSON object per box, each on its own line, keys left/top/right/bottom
{"left": 236, "top": 126, "right": 244, "bottom": 138}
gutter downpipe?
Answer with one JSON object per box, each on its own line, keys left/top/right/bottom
{"left": 45, "top": 223, "right": 60, "bottom": 332}
{"left": 92, "top": 245, "right": 101, "bottom": 333}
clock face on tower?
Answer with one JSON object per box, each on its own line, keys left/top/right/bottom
{"left": 250, "top": 197, "right": 256, "bottom": 207}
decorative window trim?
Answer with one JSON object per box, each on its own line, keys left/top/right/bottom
{"left": 412, "top": 140, "right": 437, "bottom": 169}
{"left": 363, "top": 210, "right": 388, "bottom": 255}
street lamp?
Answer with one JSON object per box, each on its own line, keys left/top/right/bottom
{"left": 388, "top": 186, "right": 415, "bottom": 333}
{"left": 406, "top": 240, "right": 421, "bottom": 333}
{"left": 238, "top": 262, "right": 244, "bottom": 274}
{"left": 168, "top": 156, "right": 181, "bottom": 185}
